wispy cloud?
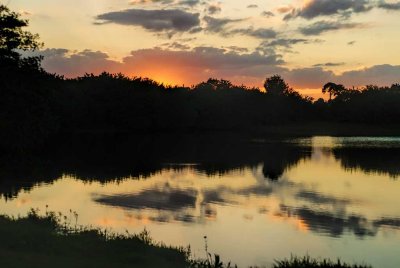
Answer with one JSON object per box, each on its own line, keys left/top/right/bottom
{"left": 299, "top": 20, "right": 365, "bottom": 36}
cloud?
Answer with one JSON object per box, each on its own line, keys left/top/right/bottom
{"left": 37, "top": 48, "right": 400, "bottom": 90}
{"left": 223, "top": 46, "right": 249, "bottom": 53}
{"left": 203, "top": 15, "right": 245, "bottom": 33}
{"left": 313, "top": 62, "right": 346, "bottom": 67}
{"left": 299, "top": 20, "right": 364, "bottom": 35}
{"left": 229, "top": 27, "right": 278, "bottom": 39}
{"left": 38, "top": 47, "right": 284, "bottom": 86}
{"left": 284, "top": 0, "right": 373, "bottom": 20}
{"left": 38, "top": 49, "right": 123, "bottom": 77}
{"left": 162, "top": 41, "right": 191, "bottom": 50}
{"left": 378, "top": 1, "right": 400, "bottom": 10}
{"left": 206, "top": 4, "right": 222, "bottom": 14}
{"left": 247, "top": 4, "right": 258, "bottom": 9}
{"left": 277, "top": 5, "right": 294, "bottom": 14}
{"left": 259, "top": 38, "right": 310, "bottom": 49}
{"left": 338, "top": 64, "right": 400, "bottom": 86}
{"left": 129, "top": 0, "right": 174, "bottom": 4}
{"left": 281, "top": 65, "right": 400, "bottom": 89}
{"left": 203, "top": 16, "right": 276, "bottom": 39}
{"left": 281, "top": 67, "right": 335, "bottom": 89}
{"left": 261, "top": 11, "right": 275, "bottom": 17}
{"left": 129, "top": 0, "right": 202, "bottom": 6}
{"left": 95, "top": 8, "right": 200, "bottom": 34}
{"left": 123, "top": 46, "right": 284, "bottom": 75}
{"left": 179, "top": 0, "right": 201, "bottom": 6}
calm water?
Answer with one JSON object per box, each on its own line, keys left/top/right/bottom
{"left": 1, "top": 136, "right": 400, "bottom": 267}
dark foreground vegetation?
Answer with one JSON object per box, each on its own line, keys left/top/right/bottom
{"left": 273, "top": 256, "right": 371, "bottom": 268}
{"left": 0, "top": 209, "right": 189, "bottom": 268}
{"left": 2, "top": 5, "right": 400, "bottom": 152}
{"left": 0, "top": 210, "right": 372, "bottom": 268}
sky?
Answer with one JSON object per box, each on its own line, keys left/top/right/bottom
{"left": 6, "top": 0, "right": 400, "bottom": 98}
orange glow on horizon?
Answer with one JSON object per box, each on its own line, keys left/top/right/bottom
{"left": 127, "top": 65, "right": 200, "bottom": 87}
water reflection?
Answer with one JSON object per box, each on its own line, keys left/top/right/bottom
{"left": 1, "top": 136, "right": 400, "bottom": 267}
{"left": 0, "top": 134, "right": 312, "bottom": 199}
{"left": 333, "top": 147, "right": 400, "bottom": 178}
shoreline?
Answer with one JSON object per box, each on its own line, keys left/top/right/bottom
{"left": 57, "top": 122, "right": 400, "bottom": 137}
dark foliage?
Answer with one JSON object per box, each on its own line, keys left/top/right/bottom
{"left": 4, "top": 67, "right": 400, "bottom": 151}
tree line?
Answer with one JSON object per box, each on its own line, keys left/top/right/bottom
{"left": 1, "top": 5, "right": 400, "bottom": 151}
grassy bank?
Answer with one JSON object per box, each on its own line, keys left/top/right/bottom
{"left": 0, "top": 210, "right": 188, "bottom": 268}
{"left": 0, "top": 210, "right": 372, "bottom": 268}
{"left": 273, "top": 256, "right": 371, "bottom": 268}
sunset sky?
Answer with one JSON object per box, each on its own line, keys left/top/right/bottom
{"left": 8, "top": 0, "right": 400, "bottom": 97}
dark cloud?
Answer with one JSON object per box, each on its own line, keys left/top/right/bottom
{"left": 282, "top": 65, "right": 400, "bottom": 89}
{"left": 284, "top": 0, "right": 373, "bottom": 20}
{"left": 38, "top": 48, "right": 123, "bottom": 77}
{"left": 229, "top": 27, "right": 277, "bottom": 39}
{"left": 338, "top": 64, "right": 400, "bottom": 86}
{"left": 178, "top": 0, "right": 201, "bottom": 7}
{"left": 281, "top": 67, "right": 336, "bottom": 89}
{"left": 203, "top": 16, "right": 245, "bottom": 33}
{"left": 259, "top": 38, "right": 310, "bottom": 49}
{"left": 207, "top": 4, "right": 222, "bottom": 15}
{"left": 313, "top": 62, "right": 346, "bottom": 67}
{"left": 129, "top": 0, "right": 174, "bottom": 4}
{"left": 129, "top": 0, "right": 201, "bottom": 7}
{"left": 247, "top": 4, "right": 258, "bottom": 8}
{"left": 161, "top": 41, "right": 191, "bottom": 50}
{"left": 95, "top": 8, "right": 200, "bottom": 34}
{"left": 378, "top": 1, "right": 400, "bottom": 10}
{"left": 299, "top": 20, "right": 364, "bottom": 35}
{"left": 347, "top": 40, "right": 356, "bottom": 45}
{"left": 261, "top": 11, "right": 275, "bottom": 17}
{"left": 223, "top": 46, "right": 249, "bottom": 53}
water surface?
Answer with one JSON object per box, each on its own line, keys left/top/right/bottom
{"left": 1, "top": 136, "right": 399, "bottom": 267}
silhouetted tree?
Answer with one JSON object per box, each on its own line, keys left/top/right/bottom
{"left": 0, "top": 6, "right": 58, "bottom": 151}
{"left": 0, "top": 5, "right": 43, "bottom": 70}
{"left": 264, "top": 75, "right": 290, "bottom": 96}
{"left": 322, "top": 82, "right": 346, "bottom": 101}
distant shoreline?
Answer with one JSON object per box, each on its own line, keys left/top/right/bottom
{"left": 57, "top": 122, "right": 400, "bottom": 137}
{"left": 258, "top": 122, "right": 400, "bottom": 137}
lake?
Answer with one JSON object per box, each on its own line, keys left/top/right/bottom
{"left": 1, "top": 135, "right": 399, "bottom": 267}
